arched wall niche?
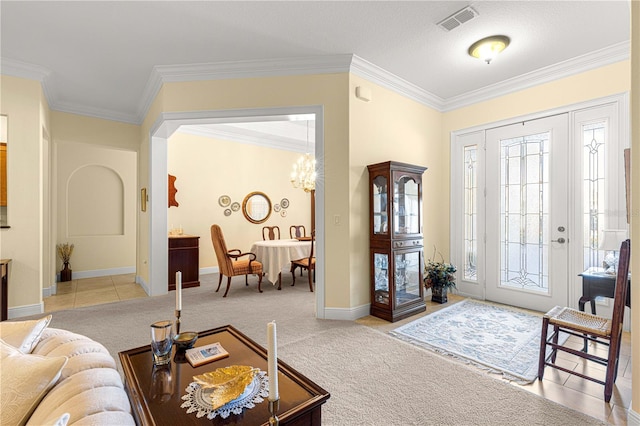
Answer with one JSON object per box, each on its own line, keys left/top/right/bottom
{"left": 67, "top": 165, "right": 124, "bottom": 236}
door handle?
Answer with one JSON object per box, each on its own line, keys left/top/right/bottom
{"left": 551, "top": 237, "right": 566, "bottom": 244}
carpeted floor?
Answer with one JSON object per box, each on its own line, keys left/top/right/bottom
{"left": 26, "top": 274, "right": 605, "bottom": 425}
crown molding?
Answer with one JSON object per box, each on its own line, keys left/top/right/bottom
{"left": 51, "top": 100, "right": 140, "bottom": 125}
{"left": 2, "top": 41, "right": 631, "bottom": 125}
{"left": 136, "top": 55, "right": 353, "bottom": 124}
{"left": 442, "top": 41, "right": 631, "bottom": 111}
{"left": 176, "top": 124, "right": 311, "bottom": 154}
{"left": 0, "top": 58, "right": 50, "bottom": 82}
{"left": 349, "top": 55, "right": 446, "bottom": 110}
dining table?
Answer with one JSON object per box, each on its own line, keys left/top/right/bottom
{"left": 250, "top": 239, "right": 313, "bottom": 289}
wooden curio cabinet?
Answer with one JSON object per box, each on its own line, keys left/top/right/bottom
{"left": 367, "top": 161, "right": 427, "bottom": 322}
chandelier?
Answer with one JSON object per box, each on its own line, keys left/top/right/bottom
{"left": 290, "top": 121, "right": 316, "bottom": 192}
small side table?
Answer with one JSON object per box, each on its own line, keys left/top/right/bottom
{"left": 578, "top": 267, "right": 631, "bottom": 315}
{"left": 0, "top": 259, "right": 11, "bottom": 321}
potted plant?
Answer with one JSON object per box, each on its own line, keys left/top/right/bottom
{"left": 57, "top": 242, "right": 74, "bottom": 282}
{"left": 423, "top": 248, "right": 457, "bottom": 304}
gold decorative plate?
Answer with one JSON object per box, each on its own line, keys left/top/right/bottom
{"left": 193, "top": 365, "right": 259, "bottom": 410}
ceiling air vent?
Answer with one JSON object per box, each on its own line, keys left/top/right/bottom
{"left": 437, "top": 6, "right": 478, "bottom": 32}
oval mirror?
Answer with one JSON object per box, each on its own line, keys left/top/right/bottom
{"left": 242, "top": 191, "right": 272, "bottom": 224}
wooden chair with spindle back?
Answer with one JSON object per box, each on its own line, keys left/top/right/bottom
{"left": 290, "top": 230, "right": 316, "bottom": 292}
{"left": 262, "top": 226, "right": 280, "bottom": 241}
{"left": 289, "top": 225, "right": 306, "bottom": 239}
{"left": 537, "top": 239, "right": 631, "bottom": 402}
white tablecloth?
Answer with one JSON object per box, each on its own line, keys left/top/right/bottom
{"left": 250, "top": 239, "right": 312, "bottom": 285}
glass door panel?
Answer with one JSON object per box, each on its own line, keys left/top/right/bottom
{"left": 394, "top": 251, "right": 421, "bottom": 306}
{"left": 372, "top": 175, "right": 388, "bottom": 235}
{"left": 486, "top": 115, "right": 568, "bottom": 312}
{"left": 373, "top": 252, "right": 390, "bottom": 305}
{"left": 393, "top": 175, "right": 419, "bottom": 235}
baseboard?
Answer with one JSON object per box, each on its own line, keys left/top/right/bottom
{"left": 42, "top": 283, "right": 56, "bottom": 298}
{"left": 136, "top": 275, "right": 150, "bottom": 295}
{"left": 58, "top": 266, "right": 135, "bottom": 281}
{"left": 8, "top": 303, "right": 44, "bottom": 319}
{"left": 324, "top": 303, "right": 370, "bottom": 320}
{"left": 628, "top": 404, "right": 640, "bottom": 426}
{"left": 200, "top": 266, "right": 219, "bottom": 276}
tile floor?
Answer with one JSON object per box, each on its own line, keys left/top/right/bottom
{"left": 44, "top": 273, "right": 148, "bottom": 312}
{"left": 45, "top": 277, "right": 631, "bottom": 424}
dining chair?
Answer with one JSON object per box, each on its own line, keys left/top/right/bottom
{"left": 210, "top": 224, "right": 263, "bottom": 297}
{"left": 262, "top": 226, "right": 280, "bottom": 240}
{"left": 290, "top": 231, "right": 315, "bottom": 292}
{"left": 537, "top": 239, "right": 630, "bottom": 403}
{"left": 289, "top": 225, "right": 306, "bottom": 239}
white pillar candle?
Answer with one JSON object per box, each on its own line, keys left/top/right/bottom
{"left": 267, "top": 320, "right": 279, "bottom": 401}
{"left": 176, "top": 271, "right": 182, "bottom": 311}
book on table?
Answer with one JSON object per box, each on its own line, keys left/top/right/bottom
{"left": 185, "top": 342, "right": 229, "bottom": 367}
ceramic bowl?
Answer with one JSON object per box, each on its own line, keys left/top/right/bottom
{"left": 173, "top": 332, "right": 198, "bottom": 350}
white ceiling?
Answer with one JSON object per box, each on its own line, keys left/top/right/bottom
{"left": 0, "top": 1, "right": 631, "bottom": 148}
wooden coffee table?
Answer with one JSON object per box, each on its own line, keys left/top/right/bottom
{"left": 119, "top": 325, "right": 330, "bottom": 425}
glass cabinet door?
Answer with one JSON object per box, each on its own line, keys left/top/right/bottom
{"left": 373, "top": 252, "right": 390, "bottom": 305}
{"left": 372, "top": 175, "right": 388, "bottom": 235}
{"left": 394, "top": 251, "right": 421, "bottom": 306}
{"left": 393, "top": 174, "right": 420, "bottom": 236}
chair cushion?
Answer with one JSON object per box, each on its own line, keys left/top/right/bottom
{"left": 232, "top": 259, "right": 263, "bottom": 275}
{"left": 292, "top": 258, "right": 315, "bottom": 268}
{"left": 0, "top": 339, "right": 68, "bottom": 426}
{"left": 545, "top": 306, "right": 611, "bottom": 336}
{"left": 0, "top": 315, "right": 52, "bottom": 353}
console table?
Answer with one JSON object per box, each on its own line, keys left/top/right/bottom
{"left": 168, "top": 235, "right": 200, "bottom": 291}
{"left": 0, "top": 259, "right": 10, "bottom": 321}
{"left": 578, "top": 268, "right": 631, "bottom": 315}
{"left": 119, "top": 325, "right": 329, "bottom": 425}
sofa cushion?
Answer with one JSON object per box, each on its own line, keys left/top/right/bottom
{"left": 0, "top": 315, "right": 52, "bottom": 353}
{"left": 27, "top": 368, "right": 133, "bottom": 426}
{"left": 0, "top": 339, "right": 68, "bottom": 426}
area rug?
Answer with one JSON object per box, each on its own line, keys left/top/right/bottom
{"left": 390, "top": 299, "right": 567, "bottom": 383}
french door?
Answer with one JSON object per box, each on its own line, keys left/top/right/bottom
{"left": 484, "top": 115, "right": 569, "bottom": 312}
{"left": 451, "top": 96, "right": 628, "bottom": 315}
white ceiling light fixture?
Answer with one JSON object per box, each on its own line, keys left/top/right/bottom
{"left": 468, "top": 35, "right": 511, "bottom": 64}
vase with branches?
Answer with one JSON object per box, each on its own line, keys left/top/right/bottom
{"left": 423, "top": 247, "right": 457, "bottom": 303}
{"left": 57, "top": 243, "right": 74, "bottom": 282}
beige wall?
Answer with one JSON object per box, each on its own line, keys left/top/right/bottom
{"left": 630, "top": 0, "right": 639, "bottom": 416}
{"left": 167, "top": 131, "right": 312, "bottom": 269}
{"left": 348, "top": 76, "right": 444, "bottom": 307}
{"left": 443, "top": 61, "right": 630, "bottom": 133}
{"left": 56, "top": 142, "right": 137, "bottom": 274}
{"left": 0, "top": 75, "right": 49, "bottom": 313}
{"left": 139, "top": 74, "right": 352, "bottom": 307}
{"left": 51, "top": 111, "right": 139, "bottom": 151}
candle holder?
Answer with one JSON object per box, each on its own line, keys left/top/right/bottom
{"left": 268, "top": 399, "right": 279, "bottom": 425}
{"left": 174, "top": 309, "right": 181, "bottom": 334}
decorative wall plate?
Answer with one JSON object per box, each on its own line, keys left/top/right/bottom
{"left": 273, "top": 204, "right": 281, "bottom": 212}
{"left": 230, "top": 202, "right": 240, "bottom": 212}
{"left": 224, "top": 208, "right": 232, "bottom": 216}
{"left": 280, "top": 210, "right": 287, "bottom": 217}
{"left": 280, "top": 198, "right": 290, "bottom": 209}
{"left": 219, "top": 195, "right": 231, "bottom": 207}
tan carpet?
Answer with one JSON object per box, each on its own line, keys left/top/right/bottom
{"left": 26, "top": 274, "right": 604, "bottom": 425}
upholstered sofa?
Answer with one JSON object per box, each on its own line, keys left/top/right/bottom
{"left": 0, "top": 316, "right": 134, "bottom": 425}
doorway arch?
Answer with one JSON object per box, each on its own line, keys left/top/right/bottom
{"left": 148, "top": 106, "right": 326, "bottom": 318}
